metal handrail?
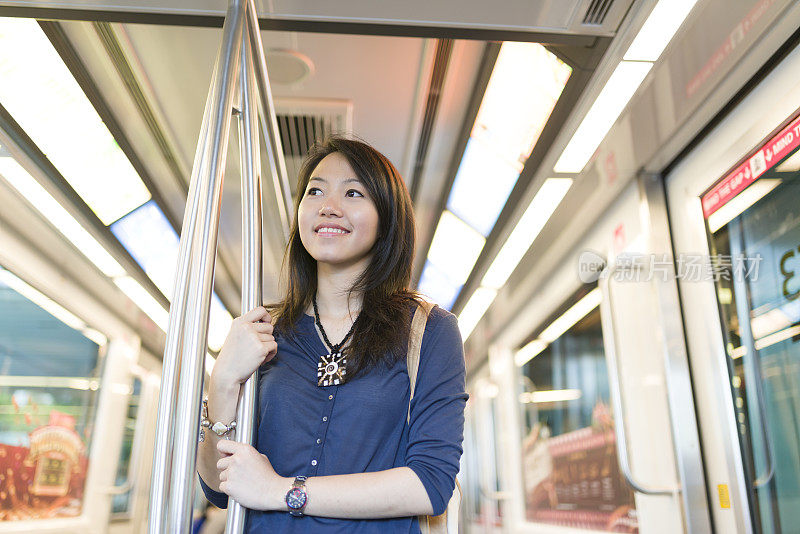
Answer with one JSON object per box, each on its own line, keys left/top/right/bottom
{"left": 599, "top": 263, "right": 680, "bottom": 496}
{"left": 246, "top": 0, "right": 293, "bottom": 240}
{"left": 147, "top": 0, "right": 247, "bottom": 532}
{"left": 224, "top": 10, "right": 264, "bottom": 532}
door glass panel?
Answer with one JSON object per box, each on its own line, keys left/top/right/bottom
{"left": 704, "top": 114, "right": 800, "bottom": 534}
{"left": 0, "top": 267, "right": 102, "bottom": 521}
{"left": 111, "top": 377, "right": 141, "bottom": 517}
{"left": 518, "top": 293, "right": 638, "bottom": 532}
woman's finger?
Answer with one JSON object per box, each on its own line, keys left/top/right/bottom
{"left": 252, "top": 321, "right": 274, "bottom": 334}
{"left": 258, "top": 333, "right": 274, "bottom": 343}
{"left": 241, "top": 306, "right": 269, "bottom": 323}
{"left": 217, "top": 456, "right": 231, "bottom": 470}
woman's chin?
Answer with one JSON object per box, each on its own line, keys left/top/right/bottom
{"left": 313, "top": 253, "right": 371, "bottom": 270}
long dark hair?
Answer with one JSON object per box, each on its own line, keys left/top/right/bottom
{"left": 269, "top": 135, "right": 420, "bottom": 378}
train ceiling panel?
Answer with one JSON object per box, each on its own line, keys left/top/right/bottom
{"left": 1, "top": 0, "right": 633, "bottom": 36}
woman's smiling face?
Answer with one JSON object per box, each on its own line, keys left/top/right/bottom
{"left": 298, "top": 152, "right": 380, "bottom": 269}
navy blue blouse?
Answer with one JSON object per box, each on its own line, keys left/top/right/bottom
{"left": 199, "top": 305, "right": 468, "bottom": 533}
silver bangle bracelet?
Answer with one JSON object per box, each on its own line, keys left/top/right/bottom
{"left": 199, "top": 398, "right": 237, "bottom": 442}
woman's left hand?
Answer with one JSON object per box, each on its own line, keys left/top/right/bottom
{"left": 216, "top": 440, "right": 289, "bottom": 511}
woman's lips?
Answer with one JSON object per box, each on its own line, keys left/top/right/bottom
{"left": 315, "top": 226, "right": 350, "bottom": 237}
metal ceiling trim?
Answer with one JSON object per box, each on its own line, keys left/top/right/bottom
{"left": 0, "top": 6, "right": 601, "bottom": 46}
{"left": 39, "top": 20, "right": 241, "bottom": 318}
{"left": 409, "top": 38, "right": 454, "bottom": 202}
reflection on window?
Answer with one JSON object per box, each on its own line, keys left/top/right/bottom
{"left": 111, "top": 378, "right": 141, "bottom": 516}
{"left": 0, "top": 269, "right": 102, "bottom": 521}
{"left": 707, "top": 155, "right": 800, "bottom": 533}
{"left": 519, "top": 303, "right": 637, "bottom": 532}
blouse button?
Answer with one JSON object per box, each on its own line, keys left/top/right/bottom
{"left": 322, "top": 416, "right": 327, "bottom": 422}
{"left": 316, "top": 438, "right": 321, "bottom": 444}
{"left": 328, "top": 395, "right": 333, "bottom": 400}
{"left": 311, "top": 459, "right": 317, "bottom": 466}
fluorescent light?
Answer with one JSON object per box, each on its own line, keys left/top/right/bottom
{"left": 0, "top": 157, "right": 126, "bottom": 277}
{"left": 473, "top": 41, "right": 572, "bottom": 168}
{"left": 555, "top": 61, "right": 652, "bottom": 173}
{"left": 457, "top": 286, "right": 497, "bottom": 340}
{"left": 707, "top": 179, "right": 780, "bottom": 232}
{"left": 776, "top": 151, "right": 800, "bottom": 172}
{"left": 427, "top": 211, "right": 486, "bottom": 286}
{"left": 114, "top": 275, "right": 169, "bottom": 330}
{"left": 482, "top": 178, "right": 572, "bottom": 289}
{"left": 447, "top": 137, "right": 522, "bottom": 236}
{"left": 539, "top": 288, "right": 601, "bottom": 341}
{"left": 730, "top": 346, "right": 747, "bottom": 359}
{"left": 0, "top": 18, "right": 151, "bottom": 224}
{"left": 0, "top": 267, "right": 85, "bottom": 330}
{"left": 751, "top": 308, "right": 793, "bottom": 340}
{"left": 755, "top": 325, "right": 800, "bottom": 351}
{"left": 519, "top": 389, "right": 582, "bottom": 403}
{"left": 514, "top": 339, "right": 549, "bottom": 366}
{"left": 515, "top": 290, "right": 601, "bottom": 367}
{"left": 624, "top": 0, "right": 699, "bottom": 61}
{"left": 417, "top": 260, "right": 462, "bottom": 310}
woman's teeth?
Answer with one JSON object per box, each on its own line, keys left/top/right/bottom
{"left": 317, "top": 227, "right": 348, "bottom": 234}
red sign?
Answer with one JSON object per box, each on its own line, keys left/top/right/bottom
{"left": 702, "top": 114, "right": 800, "bottom": 218}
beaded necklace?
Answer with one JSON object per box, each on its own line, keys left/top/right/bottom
{"left": 312, "top": 294, "right": 358, "bottom": 387}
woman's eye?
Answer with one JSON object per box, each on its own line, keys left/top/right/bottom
{"left": 346, "top": 189, "right": 364, "bottom": 198}
{"left": 306, "top": 187, "right": 322, "bottom": 196}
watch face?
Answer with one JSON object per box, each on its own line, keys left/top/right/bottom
{"left": 286, "top": 487, "right": 307, "bottom": 509}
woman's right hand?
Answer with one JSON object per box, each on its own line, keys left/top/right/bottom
{"left": 211, "top": 306, "right": 277, "bottom": 388}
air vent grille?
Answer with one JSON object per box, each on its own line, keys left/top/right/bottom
{"left": 273, "top": 98, "right": 352, "bottom": 197}
{"left": 276, "top": 114, "right": 330, "bottom": 158}
{"left": 582, "top": 0, "right": 614, "bottom": 25}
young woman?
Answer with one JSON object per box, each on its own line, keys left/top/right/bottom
{"left": 197, "top": 136, "right": 468, "bottom": 532}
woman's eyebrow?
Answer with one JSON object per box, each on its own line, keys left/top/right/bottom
{"left": 309, "top": 177, "right": 362, "bottom": 185}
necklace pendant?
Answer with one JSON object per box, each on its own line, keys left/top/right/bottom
{"left": 317, "top": 352, "right": 347, "bottom": 387}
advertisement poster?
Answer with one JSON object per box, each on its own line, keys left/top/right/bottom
{"left": 0, "top": 410, "right": 88, "bottom": 521}
{"left": 522, "top": 402, "right": 638, "bottom": 532}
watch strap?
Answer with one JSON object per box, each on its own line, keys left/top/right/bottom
{"left": 287, "top": 476, "right": 308, "bottom": 517}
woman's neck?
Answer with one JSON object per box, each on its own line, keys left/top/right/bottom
{"left": 314, "top": 260, "right": 366, "bottom": 320}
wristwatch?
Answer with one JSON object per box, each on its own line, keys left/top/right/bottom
{"left": 285, "top": 476, "right": 308, "bottom": 517}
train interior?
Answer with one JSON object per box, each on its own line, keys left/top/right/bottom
{"left": 0, "top": 0, "right": 799, "bottom": 532}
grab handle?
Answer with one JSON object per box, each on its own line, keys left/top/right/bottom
{"left": 600, "top": 263, "right": 680, "bottom": 496}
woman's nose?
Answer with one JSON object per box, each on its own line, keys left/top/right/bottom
{"left": 319, "top": 200, "right": 342, "bottom": 216}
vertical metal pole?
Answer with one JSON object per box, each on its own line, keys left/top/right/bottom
{"left": 225, "top": 16, "right": 263, "bottom": 532}
{"left": 147, "top": 40, "right": 222, "bottom": 534}
{"left": 246, "top": 0, "right": 293, "bottom": 240}
{"left": 160, "top": 0, "right": 246, "bottom": 532}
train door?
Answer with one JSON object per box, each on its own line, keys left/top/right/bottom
{"left": 666, "top": 41, "right": 800, "bottom": 534}
{"left": 489, "top": 177, "right": 710, "bottom": 533}
{"left": 463, "top": 365, "right": 506, "bottom": 534}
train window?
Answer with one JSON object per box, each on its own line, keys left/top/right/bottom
{"left": 703, "top": 112, "right": 800, "bottom": 533}
{"left": 111, "top": 377, "right": 142, "bottom": 518}
{"left": 0, "top": 266, "right": 102, "bottom": 521}
{"left": 517, "top": 293, "right": 637, "bottom": 531}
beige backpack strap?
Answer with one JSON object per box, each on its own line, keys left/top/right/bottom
{"left": 407, "top": 300, "right": 435, "bottom": 424}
